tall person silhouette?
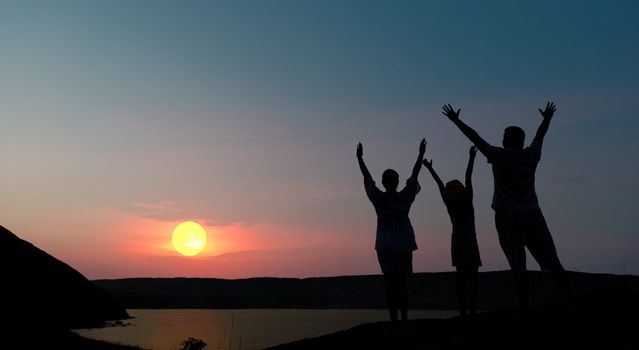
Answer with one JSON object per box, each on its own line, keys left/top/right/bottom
{"left": 423, "top": 146, "right": 482, "bottom": 318}
{"left": 357, "top": 139, "right": 426, "bottom": 330}
{"left": 442, "top": 102, "right": 572, "bottom": 312}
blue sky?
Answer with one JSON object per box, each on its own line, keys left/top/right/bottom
{"left": 1, "top": 1, "right": 638, "bottom": 278}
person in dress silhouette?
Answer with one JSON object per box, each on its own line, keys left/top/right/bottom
{"left": 356, "top": 139, "right": 426, "bottom": 329}
{"left": 423, "top": 145, "right": 481, "bottom": 318}
{"left": 441, "top": 102, "right": 572, "bottom": 312}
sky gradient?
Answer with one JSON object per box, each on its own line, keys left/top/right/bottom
{"left": 1, "top": 1, "right": 638, "bottom": 279}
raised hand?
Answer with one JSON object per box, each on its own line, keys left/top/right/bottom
{"left": 419, "top": 138, "right": 427, "bottom": 155}
{"left": 442, "top": 104, "right": 461, "bottom": 121}
{"left": 466, "top": 146, "right": 477, "bottom": 196}
{"left": 356, "top": 142, "right": 373, "bottom": 180}
{"left": 469, "top": 145, "right": 478, "bottom": 158}
{"left": 423, "top": 157, "right": 445, "bottom": 196}
{"left": 538, "top": 101, "right": 556, "bottom": 120}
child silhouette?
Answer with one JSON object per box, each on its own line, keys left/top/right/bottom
{"left": 423, "top": 146, "right": 481, "bottom": 318}
{"left": 356, "top": 139, "right": 425, "bottom": 330}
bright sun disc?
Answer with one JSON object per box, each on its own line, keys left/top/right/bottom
{"left": 172, "top": 221, "right": 207, "bottom": 256}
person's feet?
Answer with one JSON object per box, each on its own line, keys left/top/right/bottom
{"left": 518, "top": 306, "right": 531, "bottom": 321}
{"left": 383, "top": 320, "right": 401, "bottom": 337}
{"left": 383, "top": 328, "right": 400, "bottom": 337}
{"left": 401, "top": 319, "right": 413, "bottom": 333}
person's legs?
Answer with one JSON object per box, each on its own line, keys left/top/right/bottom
{"left": 384, "top": 273, "right": 399, "bottom": 323}
{"left": 512, "top": 267, "right": 529, "bottom": 313}
{"left": 397, "top": 273, "right": 409, "bottom": 327}
{"left": 495, "top": 212, "right": 529, "bottom": 311}
{"left": 378, "top": 252, "right": 399, "bottom": 323}
{"left": 456, "top": 267, "right": 468, "bottom": 317}
{"left": 380, "top": 253, "right": 412, "bottom": 328}
{"left": 398, "top": 252, "right": 413, "bottom": 328}
{"left": 549, "top": 266, "right": 573, "bottom": 301}
{"left": 468, "top": 266, "right": 479, "bottom": 315}
{"left": 525, "top": 210, "right": 573, "bottom": 301}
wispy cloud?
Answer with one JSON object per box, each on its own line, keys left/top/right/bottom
{"left": 120, "top": 201, "right": 185, "bottom": 221}
{"left": 117, "top": 201, "right": 248, "bottom": 227}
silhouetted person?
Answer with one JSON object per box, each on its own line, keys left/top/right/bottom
{"left": 442, "top": 102, "right": 572, "bottom": 312}
{"left": 356, "top": 139, "right": 426, "bottom": 330}
{"left": 423, "top": 146, "right": 481, "bottom": 318}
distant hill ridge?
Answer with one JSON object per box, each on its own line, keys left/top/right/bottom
{"left": 95, "top": 271, "right": 639, "bottom": 310}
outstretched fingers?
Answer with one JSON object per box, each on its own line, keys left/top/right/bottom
{"left": 539, "top": 101, "right": 556, "bottom": 119}
{"left": 442, "top": 104, "right": 460, "bottom": 119}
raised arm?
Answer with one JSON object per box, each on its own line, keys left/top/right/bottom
{"left": 423, "top": 158, "right": 446, "bottom": 201}
{"left": 442, "top": 104, "right": 490, "bottom": 155}
{"left": 533, "top": 101, "right": 556, "bottom": 145}
{"left": 356, "top": 142, "right": 373, "bottom": 182}
{"left": 465, "top": 146, "right": 477, "bottom": 198}
{"left": 409, "top": 138, "right": 427, "bottom": 181}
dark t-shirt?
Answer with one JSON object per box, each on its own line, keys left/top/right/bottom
{"left": 364, "top": 176, "right": 420, "bottom": 253}
{"left": 484, "top": 140, "right": 542, "bottom": 214}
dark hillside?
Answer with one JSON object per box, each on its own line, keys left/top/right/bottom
{"left": 0, "top": 225, "right": 129, "bottom": 330}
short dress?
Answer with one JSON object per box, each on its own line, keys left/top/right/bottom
{"left": 445, "top": 195, "right": 482, "bottom": 270}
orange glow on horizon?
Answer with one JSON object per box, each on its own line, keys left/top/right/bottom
{"left": 28, "top": 207, "right": 382, "bottom": 279}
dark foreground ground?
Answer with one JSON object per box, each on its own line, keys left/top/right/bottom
{"left": 268, "top": 289, "right": 639, "bottom": 350}
{"left": 2, "top": 287, "right": 637, "bottom": 349}
{"left": 0, "top": 328, "right": 143, "bottom": 350}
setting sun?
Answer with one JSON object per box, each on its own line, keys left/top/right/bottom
{"left": 172, "top": 221, "right": 207, "bottom": 256}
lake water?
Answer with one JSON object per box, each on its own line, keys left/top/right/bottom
{"left": 74, "top": 309, "right": 455, "bottom": 350}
